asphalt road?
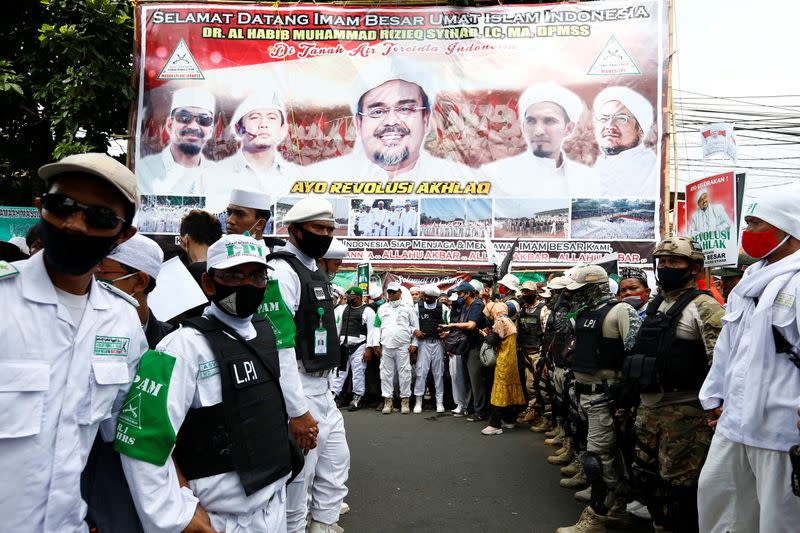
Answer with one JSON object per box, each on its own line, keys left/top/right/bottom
{"left": 337, "top": 407, "right": 652, "bottom": 533}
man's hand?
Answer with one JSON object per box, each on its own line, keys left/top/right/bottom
{"left": 290, "top": 411, "right": 319, "bottom": 454}
{"left": 413, "top": 330, "right": 426, "bottom": 339}
{"left": 364, "top": 346, "right": 374, "bottom": 363}
{"left": 707, "top": 406, "right": 723, "bottom": 430}
{"left": 182, "top": 504, "right": 221, "bottom": 533}
{"left": 409, "top": 345, "right": 418, "bottom": 363}
{"left": 374, "top": 345, "right": 382, "bottom": 357}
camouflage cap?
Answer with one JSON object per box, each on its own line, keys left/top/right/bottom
{"left": 653, "top": 236, "right": 705, "bottom": 264}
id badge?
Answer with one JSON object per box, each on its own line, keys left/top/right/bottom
{"left": 314, "top": 328, "right": 328, "bottom": 355}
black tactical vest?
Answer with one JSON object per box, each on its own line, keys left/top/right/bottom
{"left": 518, "top": 302, "right": 546, "bottom": 349}
{"left": 627, "top": 289, "right": 709, "bottom": 392}
{"left": 340, "top": 304, "right": 367, "bottom": 340}
{"left": 572, "top": 301, "right": 626, "bottom": 374}
{"left": 269, "top": 251, "right": 341, "bottom": 372}
{"left": 418, "top": 301, "right": 444, "bottom": 338}
{"left": 174, "top": 316, "right": 297, "bottom": 496}
{"left": 547, "top": 302, "right": 574, "bottom": 368}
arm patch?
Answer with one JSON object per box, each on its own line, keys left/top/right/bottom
{"left": 257, "top": 278, "right": 297, "bottom": 349}
{"left": 114, "top": 350, "right": 176, "bottom": 466}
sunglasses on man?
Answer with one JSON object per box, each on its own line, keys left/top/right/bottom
{"left": 172, "top": 110, "right": 214, "bottom": 127}
{"left": 42, "top": 193, "right": 126, "bottom": 230}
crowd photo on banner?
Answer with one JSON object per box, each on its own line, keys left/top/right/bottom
{"left": 2, "top": 1, "right": 800, "bottom": 533}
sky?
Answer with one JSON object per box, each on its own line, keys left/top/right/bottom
{"left": 421, "top": 198, "right": 491, "bottom": 221}
{"left": 674, "top": 0, "right": 800, "bottom": 203}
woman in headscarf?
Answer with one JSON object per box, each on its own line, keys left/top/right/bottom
{"left": 480, "top": 301, "right": 526, "bottom": 435}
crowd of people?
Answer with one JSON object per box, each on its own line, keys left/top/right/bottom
{"left": 2, "top": 151, "right": 800, "bottom": 533}
{"left": 496, "top": 214, "right": 569, "bottom": 237}
{"left": 349, "top": 201, "right": 418, "bottom": 237}
{"left": 419, "top": 219, "right": 491, "bottom": 238}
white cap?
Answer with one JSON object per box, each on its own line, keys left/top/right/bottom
{"left": 330, "top": 284, "right": 345, "bottom": 298}
{"left": 518, "top": 82, "right": 584, "bottom": 124}
{"left": 449, "top": 293, "right": 459, "bottom": 301}
{"left": 498, "top": 273, "right": 521, "bottom": 292}
{"left": 229, "top": 188, "right": 271, "bottom": 211}
{"left": 9, "top": 237, "right": 29, "bottom": 255}
{"left": 546, "top": 275, "right": 572, "bottom": 290}
{"left": 230, "top": 92, "right": 286, "bottom": 134}
{"left": 469, "top": 279, "right": 484, "bottom": 292}
{"left": 283, "top": 198, "right": 335, "bottom": 224}
{"left": 170, "top": 87, "right": 215, "bottom": 114}
{"left": 323, "top": 238, "right": 348, "bottom": 260}
{"left": 353, "top": 56, "right": 436, "bottom": 115}
{"left": 593, "top": 86, "right": 653, "bottom": 135}
{"left": 40, "top": 152, "right": 140, "bottom": 211}
{"left": 206, "top": 234, "right": 267, "bottom": 271}
{"left": 747, "top": 183, "right": 800, "bottom": 239}
{"left": 107, "top": 233, "right": 164, "bottom": 280}
{"left": 386, "top": 281, "right": 402, "bottom": 292}
{"left": 369, "top": 282, "right": 383, "bottom": 300}
{"left": 409, "top": 286, "right": 422, "bottom": 293}
{"left": 421, "top": 284, "right": 440, "bottom": 297}
{"left": 566, "top": 264, "right": 609, "bottom": 290}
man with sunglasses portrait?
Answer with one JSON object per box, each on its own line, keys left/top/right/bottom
{"left": 308, "top": 58, "right": 477, "bottom": 185}
{"left": 0, "top": 152, "right": 148, "bottom": 532}
{"left": 137, "top": 86, "right": 218, "bottom": 196}
{"left": 575, "top": 86, "right": 658, "bottom": 198}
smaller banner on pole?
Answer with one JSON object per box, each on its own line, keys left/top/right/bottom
{"left": 701, "top": 123, "right": 738, "bottom": 163}
{"left": 685, "top": 172, "right": 737, "bottom": 268}
{"left": 676, "top": 199, "right": 686, "bottom": 236}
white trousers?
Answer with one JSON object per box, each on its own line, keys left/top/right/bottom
{"left": 698, "top": 433, "right": 800, "bottom": 533}
{"left": 414, "top": 340, "right": 444, "bottom": 402}
{"left": 286, "top": 391, "right": 350, "bottom": 533}
{"left": 380, "top": 346, "right": 412, "bottom": 398}
{"left": 330, "top": 344, "right": 366, "bottom": 396}
{"left": 449, "top": 354, "right": 467, "bottom": 408}
{"left": 209, "top": 487, "right": 287, "bottom": 533}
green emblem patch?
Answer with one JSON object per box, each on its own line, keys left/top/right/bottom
{"left": 257, "top": 278, "right": 297, "bottom": 349}
{"left": 0, "top": 261, "right": 19, "bottom": 280}
{"left": 114, "top": 350, "right": 176, "bottom": 466}
{"left": 94, "top": 335, "right": 130, "bottom": 356}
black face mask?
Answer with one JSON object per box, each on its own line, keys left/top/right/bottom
{"left": 211, "top": 281, "right": 266, "bottom": 318}
{"left": 39, "top": 218, "right": 121, "bottom": 275}
{"left": 424, "top": 297, "right": 437, "bottom": 305}
{"left": 656, "top": 267, "right": 692, "bottom": 292}
{"left": 522, "top": 295, "right": 537, "bottom": 304}
{"left": 347, "top": 297, "right": 360, "bottom": 307}
{"left": 295, "top": 225, "right": 333, "bottom": 259}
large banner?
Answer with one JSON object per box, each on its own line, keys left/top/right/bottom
{"left": 685, "top": 172, "right": 737, "bottom": 268}
{"left": 133, "top": 0, "right": 667, "bottom": 267}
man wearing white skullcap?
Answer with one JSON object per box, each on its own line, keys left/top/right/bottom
{"left": 266, "top": 197, "right": 350, "bottom": 533}
{"left": 212, "top": 92, "right": 303, "bottom": 200}
{"left": 698, "top": 184, "right": 800, "bottom": 533}
{"left": 309, "top": 57, "right": 477, "bottom": 184}
{"left": 482, "top": 82, "right": 592, "bottom": 197}
{"left": 687, "top": 188, "right": 732, "bottom": 237}
{"left": 319, "top": 237, "right": 348, "bottom": 283}
{"left": 411, "top": 284, "right": 447, "bottom": 413}
{"left": 226, "top": 188, "right": 273, "bottom": 241}
{"left": 580, "top": 86, "right": 657, "bottom": 198}
{"left": 137, "top": 86, "right": 218, "bottom": 195}
{"left": 399, "top": 200, "right": 418, "bottom": 236}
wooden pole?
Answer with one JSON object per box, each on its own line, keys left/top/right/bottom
{"left": 665, "top": 0, "right": 678, "bottom": 236}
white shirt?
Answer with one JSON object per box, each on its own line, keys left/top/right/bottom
{"left": 204, "top": 150, "right": 304, "bottom": 210}
{"left": 119, "top": 304, "right": 289, "bottom": 532}
{"left": 267, "top": 242, "right": 327, "bottom": 411}
{"left": 688, "top": 203, "right": 733, "bottom": 237}
{"left": 137, "top": 148, "right": 218, "bottom": 196}
{"left": 357, "top": 211, "right": 374, "bottom": 236}
{"left": 308, "top": 146, "right": 480, "bottom": 185}
{"left": 374, "top": 301, "right": 418, "bottom": 349}
{"left": 700, "top": 255, "right": 800, "bottom": 452}
{"left": 0, "top": 253, "right": 147, "bottom": 533}
{"left": 481, "top": 150, "right": 592, "bottom": 197}
{"left": 399, "top": 208, "right": 418, "bottom": 236}
{"left": 575, "top": 143, "right": 659, "bottom": 198}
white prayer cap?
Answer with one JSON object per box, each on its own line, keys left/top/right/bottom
{"left": 469, "top": 279, "right": 484, "bottom": 292}
{"left": 323, "top": 238, "right": 348, "bottom": 260}
{"left": 746, "top": 183, "right": 800, "bottom": 239}
{"left": 593, "top": 86, "right": 653, "bottom": 135}
{"left": 230, "top": 92, "right": 286, "bottom": 133}
{"left": 9, "top": 237, "right": 29, "bottom": 255}
{"left": 421, "top": 284, "right": 440, "bottom": 298}
{"left": 229, "top": 188, "right": 271, "bottom": 211}
{"left": 330, "top": 284, "right": 345, "bottom": 298}
{"left": 107, "top": 233, "right": 164, "bottom": 280}
{"left": 518, "top": 82, "right": 584, "bottom": 124}
{"left": 498, "top": 273, "right": 521, "bottom": 292}
{"left": 386, "top": 281, "right": 402, "bottom": 292}
{"left": 282, "top": 198, "right": 335, "bottom": 224}
{"left": 206, "top": 234, "right": 266, "bottom": 271}
{"left": 409, "top": 286, "right": 422, "bottom": 293}
{"left": 352, "top": 56, "right": 437, "bottom": 114}
{"left": 170, "top": 87, "right": 215, "bottom": 114}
